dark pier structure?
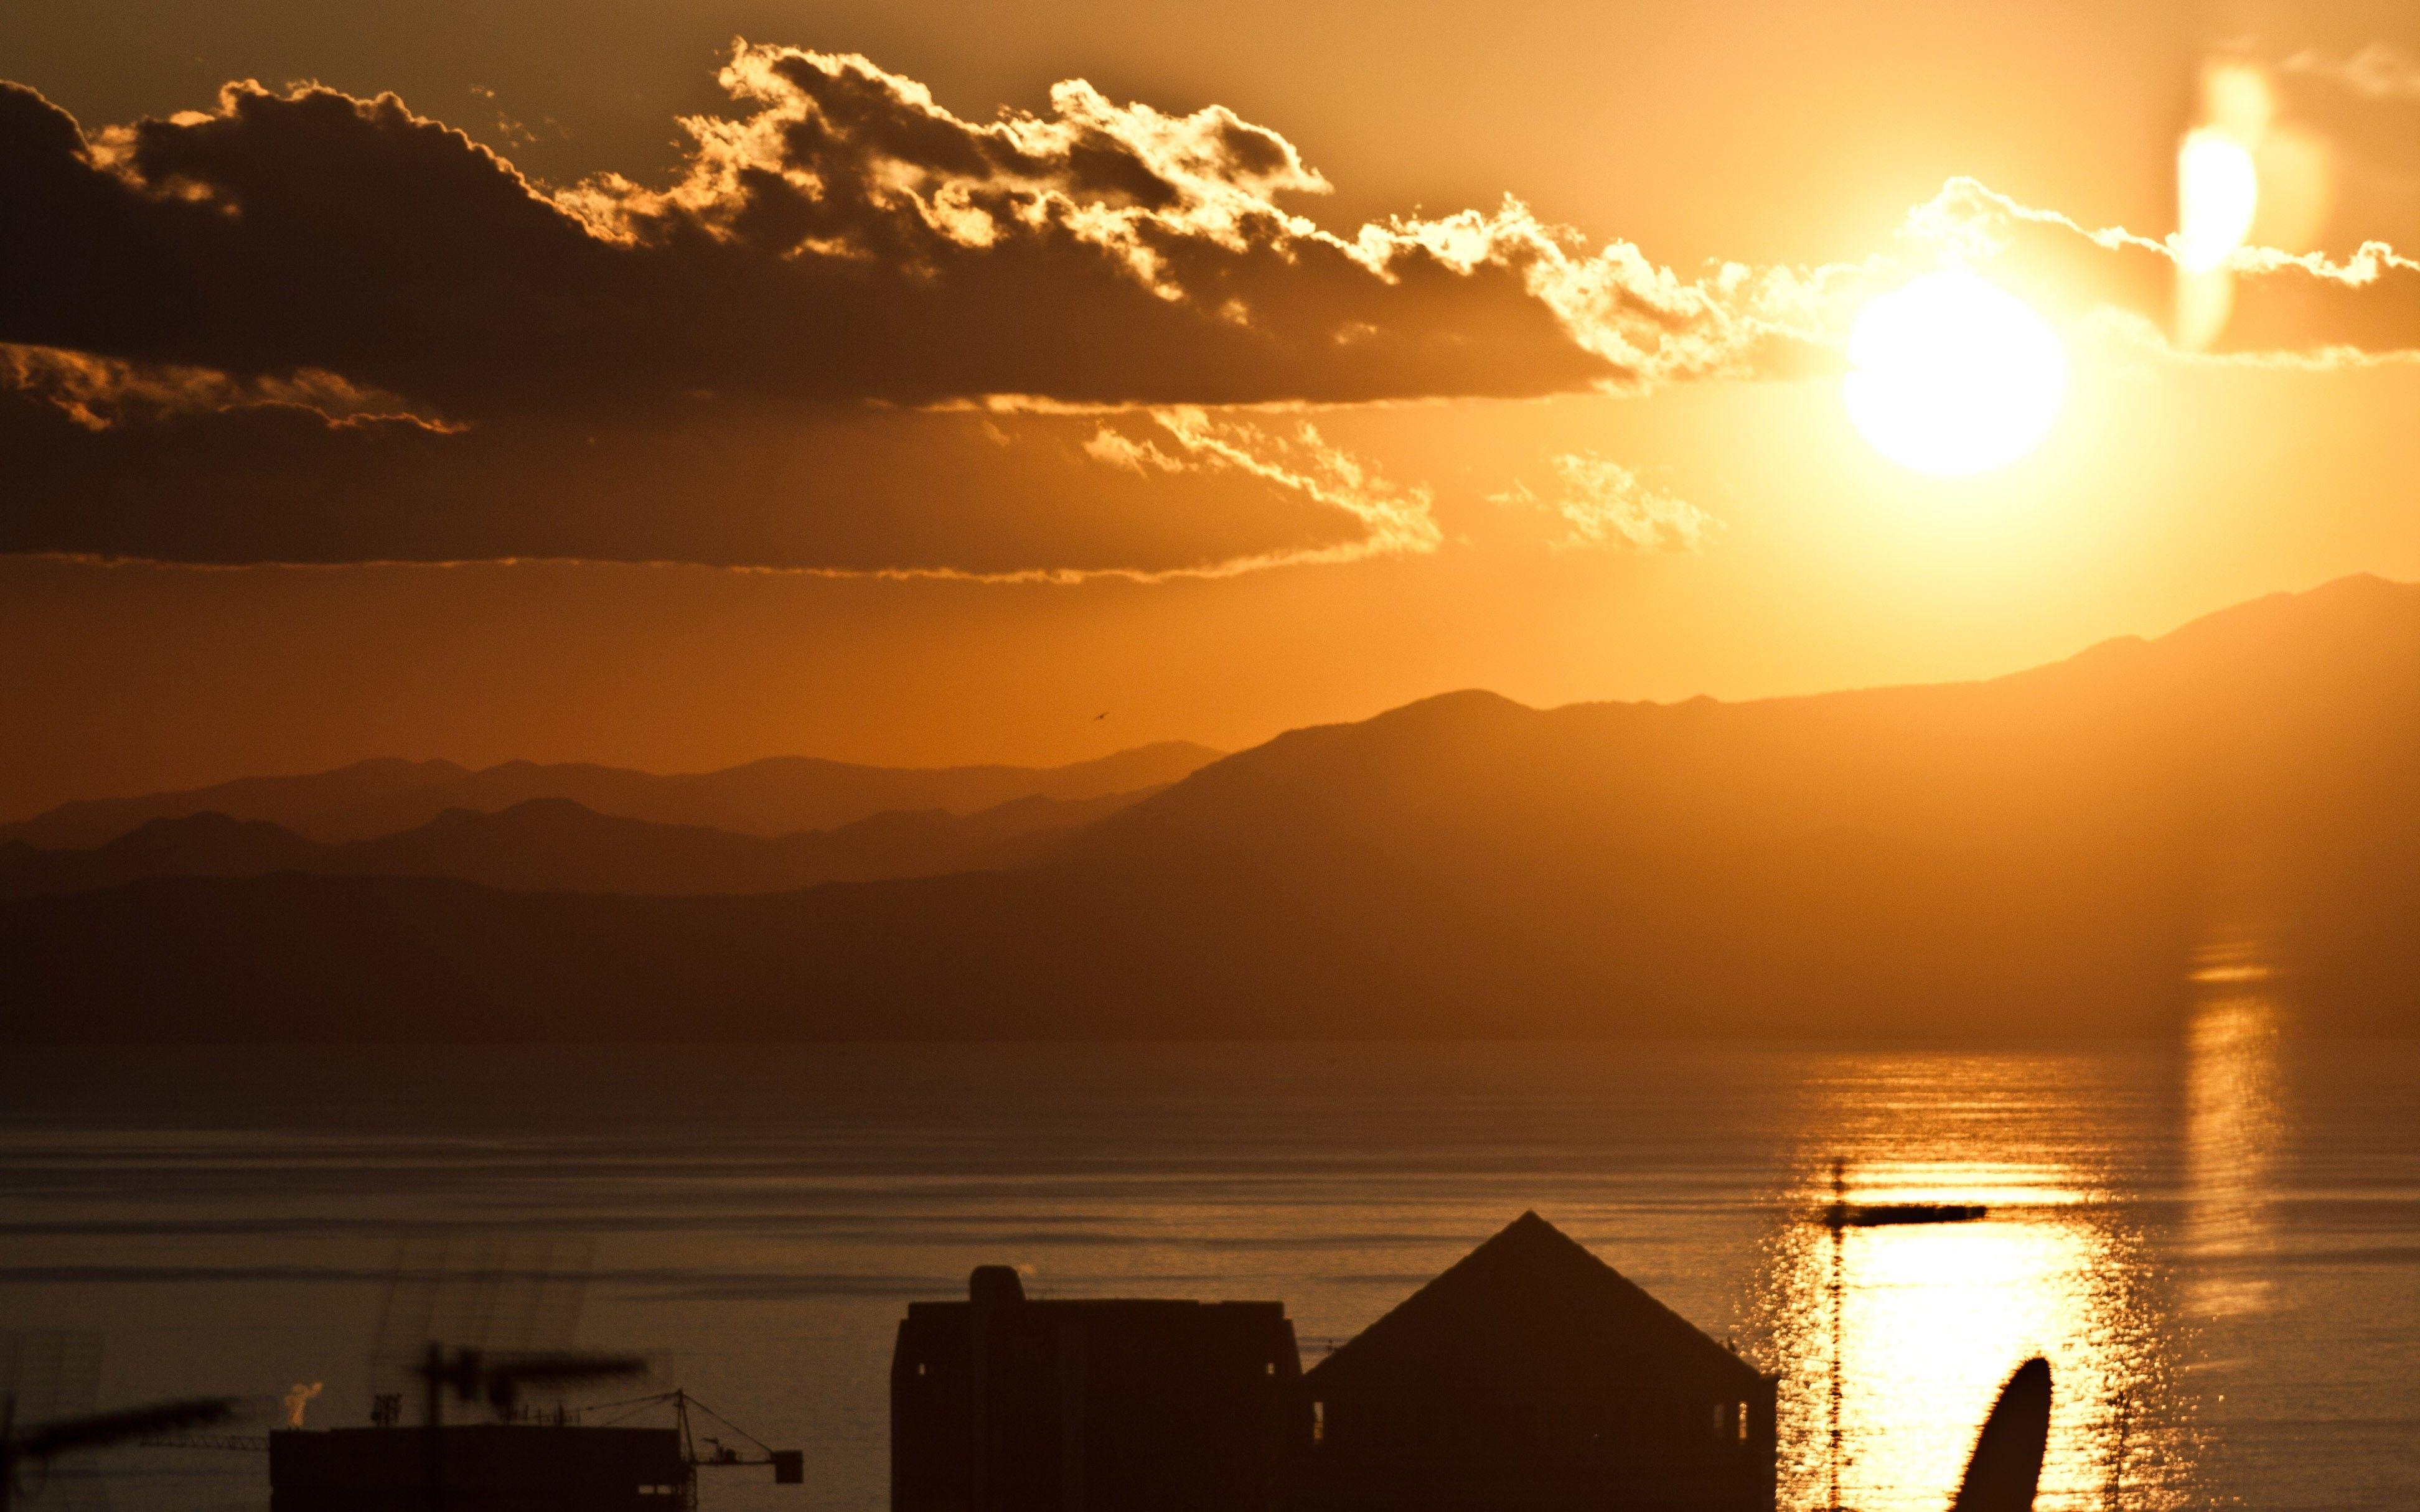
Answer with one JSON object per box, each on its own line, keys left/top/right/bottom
{"left": 891, "top": 1264, "right": 1308, "bottom": 1512}
{"left": 891, "top": 1213, "right": 1776, "bottom": 1512}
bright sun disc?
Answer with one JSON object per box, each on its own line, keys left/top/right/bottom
{"left": 1843, "top": 269, "right": 2068, "bottom": 477}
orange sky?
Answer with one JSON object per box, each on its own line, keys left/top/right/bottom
{"left": 2, "top": 0, "right": 2418, "bottom": 814}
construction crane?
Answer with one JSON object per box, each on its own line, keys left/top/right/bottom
{"left": 586, "top": 1388, "right": 804, "bottom": 1495}
{"left": 1, "top": 1393, "right": 238, "bottom": 1512}
{"left": 146, "top": 1361, "right": 797, "bottom": 1512}
{"left": 410, "top": 1343, "right": 650, "bottom": 1430}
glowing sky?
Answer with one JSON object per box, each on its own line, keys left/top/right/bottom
{"left": 2, "top": 0, "right": 2418, "bottom": 811}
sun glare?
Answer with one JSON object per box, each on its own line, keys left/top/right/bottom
{"left": 1843, "top": 269, "right": 2068, "bottom": 477}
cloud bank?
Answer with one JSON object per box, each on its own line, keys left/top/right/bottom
{"left": 0, "top": 50, "right": 1730, "bottom": 414}
{"left": 2, "top": 45, "right": 2416, "bottom": 572}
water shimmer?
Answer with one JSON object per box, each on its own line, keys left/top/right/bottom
{"left": 1, "top": 1030, "right": 2413, "bottom": 1512}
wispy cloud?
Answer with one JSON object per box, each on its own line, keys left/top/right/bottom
{"left": 2281, "top": 43, "right": 2420, "bottom": 100}
{"left": 1489, "top": 453, "right": 1715, "bottom": 553}
{"left": 1, "top": 343, "right": 457, "bottom": 433}
{"left": 2076, "top": 307, "right": 2420, "bottom": 373}
{"left": 1082, "top": 407, "right": 1440, "bottom": 574}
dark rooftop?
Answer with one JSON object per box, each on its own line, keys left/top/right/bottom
{"left": 1303, "top": 1211, "right": 1766, "bottom": 1399}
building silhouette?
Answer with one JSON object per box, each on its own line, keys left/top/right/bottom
{"left": 890, "top": 1216, "right": 1775, "bottom": 1512}
{"left": 890, "top": 1265, "right": 1308, "bottom": 1512}
{"left": 268, "top": 1422, "right": 689, "bottom": 1510}
{"left": 1295, "top": 1212, "right": 1777, "bottom": 1512}
{"left": 264, "top": 1372, "right": 799, "bottom": 1511}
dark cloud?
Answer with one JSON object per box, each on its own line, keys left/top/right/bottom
{"left": 3, "top": 47, "right": 2417, "bottom": 571}
{"left": 0, "top": 53, "right": 1643, "bottom": 416}
{"left": 0, "top": 373, "right": 1409, "bottom": 576}
{"left": 1, "top": 45, "right": 1785, "bottom": 571}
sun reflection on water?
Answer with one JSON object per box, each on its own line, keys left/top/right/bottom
{"left": 1748, "top": 1077, "right": 2190, "bottom": 1511}
{"left": 2181, "top": 963, "right": 2282, "bottom": 1318}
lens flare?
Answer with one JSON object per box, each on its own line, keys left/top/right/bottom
{"left": 2177, "top": 129, "right": 2259, "bottom": 275}
{"left": 1842, "top": 270, "right": 2067, "bottom": 477}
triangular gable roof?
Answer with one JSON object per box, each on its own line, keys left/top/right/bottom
{"left": 1304, "top": 1211, "right": 1763, "bottom": 1399}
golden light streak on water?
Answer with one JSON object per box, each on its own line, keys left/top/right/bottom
{"left": 2182, "top": 946, "right": 2283, "bottom": 1319}
{"left": 1750, "top": 1086, "right": 2188, "bottom": 1511}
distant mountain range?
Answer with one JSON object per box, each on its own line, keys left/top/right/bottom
{"left": 0, "top": 741, "right": 1223, "bottom": 847}
{"left": 5, "top": 576, "right": 2418, "bottom": 1043}
{"left": 0, "top": 789, "right": 1150, "bottom": 899}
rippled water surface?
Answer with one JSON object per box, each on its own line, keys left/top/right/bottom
{"left": 1, "top": 1017, "right": 2413, "bottom": 1511}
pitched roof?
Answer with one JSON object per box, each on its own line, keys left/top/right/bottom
{"left": 1303, "top": 1211, "right": 1763, "bottom": 1399}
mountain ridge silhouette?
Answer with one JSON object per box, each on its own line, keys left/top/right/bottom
{"left": 0, "top": 790, "right": 1150, "bottom": 899}
{"left": 0, "top": 742, "right": 1224, "bottom": 848}
{"left": 4, "top": 575, "right": 2416, "bottom": 1043}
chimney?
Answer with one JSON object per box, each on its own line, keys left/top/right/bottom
{"left": 968, "top": 1266, "right": 1025, "bottom": 1512}
{"left": 970, "top": 1265, "right": 1026, "bottom": 1310}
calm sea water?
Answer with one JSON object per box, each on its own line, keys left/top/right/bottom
{"left": 0, "top": 1009, "right": 2413, "bottom": 1511}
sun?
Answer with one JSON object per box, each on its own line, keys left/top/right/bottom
{"left": 1843, "top": 269, "right": 2068, "bottom": 476}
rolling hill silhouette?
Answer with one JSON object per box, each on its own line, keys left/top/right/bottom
{"left": 4, "top": 576, "right": 2416, "bottom": 1043}
{"left": 0, "top": 790, "right": 1144, "bottom": 899}
{"left": 0, "top": 742, "right": 1223, "bottom": 848}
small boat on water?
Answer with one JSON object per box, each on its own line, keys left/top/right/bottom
{"left": 1824, "top": 1197, "right": 1991, "bottom": 1228}
{"left": 1820, "top": 1158, "right": 1990, "bottom": 1229}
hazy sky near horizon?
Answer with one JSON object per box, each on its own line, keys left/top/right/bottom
{"left": 4, "top": 0, "right": 2419, "bottom": 813}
